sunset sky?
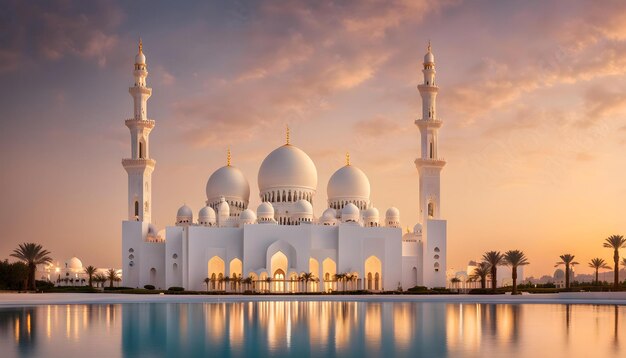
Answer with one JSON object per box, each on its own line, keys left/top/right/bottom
{"left": 1, "top": 0, "right": 626, "bottom": 278}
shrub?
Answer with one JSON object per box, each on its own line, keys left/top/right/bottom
{"left": 407, "top": 286, "right": 429, "bottom": 292}
{"left": 36, "top": 280, "right": 55, "bottom": 290}
{"left": 168, "top": 286, "right": 184, "bottom": 291}
{"left": 144, "top": 285, "right": 155, "bottom": 290}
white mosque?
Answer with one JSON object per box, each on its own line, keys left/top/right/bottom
{"left": 121, "top": 41, "right": 447, "bottom": 292}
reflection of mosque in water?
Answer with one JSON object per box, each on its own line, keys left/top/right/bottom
{"left": 0, "top": 303, "right": 624, "bottom": 356}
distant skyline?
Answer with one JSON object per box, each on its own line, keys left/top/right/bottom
{"left": 1, "top": 0, "right": 626, "bottom": 277}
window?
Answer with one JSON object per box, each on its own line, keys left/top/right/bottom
{"left": 128, "top": 254, "right": 134, "bottom": 260}
{"left": 434, "top": 247, "right": 440, "bottom": 253}
{"left": 428, "top": 202, "right": 434, "bottom": 218}
{"left": 430, "top": 142, "right": 434, "bottom": 159}
{"left": 134, "top": 201, "right": 139, "bottom": 217}
{"left": 172, "top": 254, "right": 178, "bottom": 259}
{"left": 129, "top": 248, "right": 134, "bottom": 253}
{"left": 139, "top": 142, "right": 143, "bottom": 159}
{"left": 434, "top": 254, "right": 439, "bottom": 259}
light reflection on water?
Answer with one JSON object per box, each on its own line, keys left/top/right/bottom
{"left": 0, "top": 302, "right": 624, "bottom": 357}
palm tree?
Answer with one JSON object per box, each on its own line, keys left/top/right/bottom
{"left": 94, "top": 273, "right": 107, "bottom": 288}
{"left": 604, "top": 235, "right": 626, "bottom": 288}
{"left": 345, "top": 273, "right": 355, "bottom": 291}
{"left": 471, "top": 262, "right": 490, "bottom": 289}
{"left": 482, "top": 251, "right": 505, "bottom": 292}
{"left": 334, "top": 273, "right": 346, "bottom": 291}
{"left": 555, "top": 254, "right": 578, "bottom": 289}
{"left": 588, "top": 258, "right": 611, "bottom": 285}
{"left": 503, "top": 250, "right": 529, "bottom": 295}
{"left": 84, "top": 266, "right": 97, "bottom": 287}
{"left": 621, "top": 257, "right": 626, "bottom": 269}
{"left": 450, "top": 277, "right": 461, "bottom": 292}
{"left": 10, "top": 243, "right": 53, "bottom": 291}
{"left": 105, "top": 269, "right": 119, "bottom": 288}
{"left": 203, "top": 277, "right": 210, "bottom": 292}
{"left": 242, "top": 276, "right": 253, "bottom": 292}
{"left": 301, "top": 272, "right": 315, "bottom": 293}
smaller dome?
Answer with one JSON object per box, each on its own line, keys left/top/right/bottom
{"left": 385, "top": 207, "right": 400, "bottom": 218}
{"left": 240, "top": 209, "right": 257, "bottom": 225}
{"left": 553, "top": 269, "right": 565, "bottom": 280}
{"left": 413, "top": 223, "right": 423, "bottom": 235}
{"left": 217, "top": 197, "right": 230, "bottom": 216}
{"left": 293, "top": 199, "right": 313, "bottom": 215}
{"left": 66, "top": 257, "right": 83, "bottom": 270}
{"left": 135, "top": 51, "right": 146, "bottom": 65}
{"left": 257, "top": 202, "right": 275, "bottom": 223}
{"left": 206, "top": 165, "right": 250, "bottom": 205}
{"left": 342, "top": 203, "right": 360, "bottom": 223}
{"left": 424, "top": 51, "right": 434, "bottom": 64}
{"left": 177, "top": 204, "right": 193, "bottom": 218}
{"left": 199, "top": 206, "right": 216, "bottom": 220}
{"left": 362, "top": 207, "right": 379, "bottom": 220}
{"left": 322, "top": 208, "right": 337, "bottom": 218}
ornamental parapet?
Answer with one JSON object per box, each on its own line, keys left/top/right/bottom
{"left": 417, "top": 84, "right": 439, "bottom": 92}
{"left": 125, "top": 118, "right": 155, "bottom": 129}
{"left": 415, "top": 119, "right": 443, "bottom": 128}
{"left": 122, "top": 158, "right": 156, "bottom": 169}
{"left": 414, "top": 158, "right": 446, "bottom": 168}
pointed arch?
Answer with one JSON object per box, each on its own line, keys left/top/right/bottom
{"left": 365, "top": 255, "right": 382, "bottom": 291}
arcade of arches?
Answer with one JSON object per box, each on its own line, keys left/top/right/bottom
{"left": 204, "top": 253, "right": 383, "bottom": 293}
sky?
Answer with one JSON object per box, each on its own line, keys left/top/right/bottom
{"left": 1, "top": 0, "right": 626, "bottom": 278}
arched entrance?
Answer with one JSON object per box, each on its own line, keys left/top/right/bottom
{"left": 322, "top": 258, "right": 336, "bottom": 292}
{"left": 270, "top": 251, "right": 288, "bottom": 293}
{"left": 208, "top": 256, "right": 225, "bottom": 291}
{"left": 273, "top": 268, "right": 285, "bottom": 292}
{"left": 365, "top": 256, "right": 382, "bottom": 291}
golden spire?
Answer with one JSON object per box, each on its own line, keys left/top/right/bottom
{"left": 346, "top": 152, "right": 350, "bottom": 166}
{"left": 406, "top": 226, "right": 410, "bottom": 234}
{"left": 227, "top": 147, "right": 231, "bottom": 166}
{"left": 427, "top": 40, "right": 431, "bottom": 53}
{"left": 139, "top": 37, "right": 143, "bottom": 53}
{"left": 286, "top": 125, "right": 290, "bottom": 145}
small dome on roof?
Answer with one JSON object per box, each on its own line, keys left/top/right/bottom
{"left": 217, "top": 197, "right": 230, "bottom": 216}
{"left": 199, "top": 206, "right": 216, "bottom": 219}
{"left": 342, "top": 203, "right": 360, "bottom": 223}
{"left": 257, "top": 202, "right": 274, "bottom": 216}
{"left": 386, "top": 207, "right": 400, "bottom": 218}
{"left": 293, "top": 199, "right": 313, "bottom": 215}
{"left": 322, "top": 207, "right": 337, "bottom": 218}
{"left": 362, "top": 207, "right": 379, "bottom": 220}
{"left": 414, "top": 223, "right": 423, "bottom": 235}
{"left": 206, "top": 165, "right": 250, "bottom": 206}
{"left": 239, "top": 209, "right": 257, "bottom": 225}
{"left": 66, "top": 257, "right": 83, "bottom": 270}
{"left": 177, "top": 204, "right": 193, "bottom": 218}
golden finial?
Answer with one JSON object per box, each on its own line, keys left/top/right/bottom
{"left": 286, "top": 125, "right": 290, "bottom": 145}
{"left": 427, "top": 40, "right": 431, "bottom": 53}
{"left": 346, "top": 152, "right": 350, "bottom": 166}
{"left": 406, "top": 226, "right": 410, "bottom": 234}
{"left": 227, "top": 148, "right": 231, "bottom": 166}
{"left": 139, "top": 37, "right": 143, "bottom": 53}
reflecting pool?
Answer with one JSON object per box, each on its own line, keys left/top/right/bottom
{"left": 1, "top": 302, "right": 624, "bottom": 357}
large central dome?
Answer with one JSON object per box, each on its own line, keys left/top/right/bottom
{"left": 258, "top": 144, "right": 318, "bottom": 192}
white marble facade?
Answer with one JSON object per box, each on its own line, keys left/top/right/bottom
{"left": 121, "top": 41, "right": 447, "bottom": 292}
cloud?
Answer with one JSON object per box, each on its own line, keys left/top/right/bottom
{"left": 172, "top": 0, "right": 450, "bottom": 147}
{"left": 354, "top": 116, "right": 403, "bottom": 138}
{"left": 0, "top": 0, "right": 124, "bottom": 72}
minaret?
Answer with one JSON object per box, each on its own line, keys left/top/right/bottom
{"left": 415, "top": 41, "right": 445, "bottom": 224}
{"left": 122, "top": 39, "right": 155, "bottom": 222}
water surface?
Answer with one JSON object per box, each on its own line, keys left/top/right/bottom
{"left": 1, "top": 301, "right": 624, "bottom": 357}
